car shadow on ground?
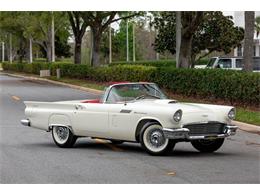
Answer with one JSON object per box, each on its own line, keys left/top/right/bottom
{"left": 23, "top": 139, "right": 235, "bottom": 158}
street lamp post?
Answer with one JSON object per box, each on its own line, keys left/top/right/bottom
{"left": 132, "top": 22, "right": 136, "bottom": 62}
{"left": 9, "top": 34, "right": 12, "bottom": 64}
{"left": 29, "top": 38, "right": 33, "bottom": 63}
{"left": 126, "top": 19, "right": 129, "bottom": 62}
{"left": 51, "top": 12, "right": 55, "bottom": 62}
{"left": 109, "top": 25, "right": 112, "bottom": 64}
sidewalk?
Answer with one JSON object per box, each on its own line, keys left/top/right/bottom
{"left": 1, "top": 71, "right": 260, "bottom": 135}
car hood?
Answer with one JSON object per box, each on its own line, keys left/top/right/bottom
{"left": 132, "top": 99, "right": 232, "bottom": 124}
{"left": 133, "top": 99, "right": 213, "bottom": 113}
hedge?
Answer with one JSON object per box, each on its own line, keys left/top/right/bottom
{"left": 2, "top": 62, "right": 260, "bottom": 106}
{"left": 109, "top": 59, "right": 209, "bottom": 67}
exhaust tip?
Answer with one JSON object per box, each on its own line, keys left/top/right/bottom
{"left": 21, "top": 119, "right": 30, "bottom": 126}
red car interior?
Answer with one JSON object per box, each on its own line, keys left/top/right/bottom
{"left": 81, "top": 99, "right": 101, "bottom": 103}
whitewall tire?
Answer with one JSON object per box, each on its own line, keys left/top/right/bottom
{"left": 140, "top": 122, "right": 175, "bottom": 155}
{"left": 52, "top": 126, "right": 77, "bottom": 148}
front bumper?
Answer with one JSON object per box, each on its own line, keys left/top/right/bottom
{"left": 163, "top": 125, "right": 237, "bottom": 140}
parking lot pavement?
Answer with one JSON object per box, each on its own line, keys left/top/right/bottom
{"left": 0, "top": 74, "right": 259, "bottom": 183}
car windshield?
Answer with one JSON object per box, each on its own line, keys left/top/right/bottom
{"left": 106, "top": 83, "right": 167, "bottom": 103}
{"left": 206, "top": 58, "right": 217, "bottom": 67}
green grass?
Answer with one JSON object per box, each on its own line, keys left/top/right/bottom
{"left": 236, "top": 108, "right": 260, "bottom": 126}
{"left": 49, "top": 76, "right": 106, "bottom": 91}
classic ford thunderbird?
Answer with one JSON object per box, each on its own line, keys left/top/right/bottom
{"left": 21, "top": 82, "right": 237, "bottom": 155}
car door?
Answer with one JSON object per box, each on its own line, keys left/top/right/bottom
{"left": 108, "top": 102, "right": 138, "bottom": 141}
{"left": 71, "top": 103, "right": 110, "bottom": 137}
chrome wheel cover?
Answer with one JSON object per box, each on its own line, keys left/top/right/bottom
{"left": 143, "top": 125, "right": 169, "bottom": 152}
{"left": 53, "top": 126, "right": 70, "bottom": 144}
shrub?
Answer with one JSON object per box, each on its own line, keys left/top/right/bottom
{"left": 2, "top": 62, "right": 259, "bottom": 106}
{"left": 109, "top": 59, "right": 209, "bottom": 67}
{"left": 110, "top": 60, "right": 176, "bottom": 67}
{"left": 153, "top": 67, "right": 260, "bottom": 106}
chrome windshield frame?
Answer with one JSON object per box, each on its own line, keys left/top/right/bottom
{"left": 102, "top": 82, "right": 167, "bottom": 104}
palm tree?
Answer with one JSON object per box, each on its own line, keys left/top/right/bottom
{"left": 243, "top": 11, "right": 255, "bottom": 71}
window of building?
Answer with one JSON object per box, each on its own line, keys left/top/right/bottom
{"left": 236, "top": 59, "right": 243, "bottom": 68}
{"left": 237, "top": 45, "right": 243, "bottom": 57}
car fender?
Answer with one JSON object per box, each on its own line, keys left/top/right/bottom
{"left": 48, "top": 114, "right": 73, "bottom": 132}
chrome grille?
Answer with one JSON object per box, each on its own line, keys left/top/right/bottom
{"left": 183, "top": 122, "right": 225, "bottom": 135}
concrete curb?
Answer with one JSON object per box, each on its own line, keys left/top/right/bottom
{"left": 2, "top": 72, "right": 103, "bottom": 95}
{"left": 232, "top": 121, "right": 260, "bottom": 135}
{"left": 2, "top": 71, "right": 260, "bottom": 135}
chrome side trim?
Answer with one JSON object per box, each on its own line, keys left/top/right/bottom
{"left": 21, "top": 119, "right": 30, "bottom": 126}
{"left": 163, "top": 125, "right": 238, "bottom": 140}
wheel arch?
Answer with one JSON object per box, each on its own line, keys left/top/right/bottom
{"left": 48, "top": 114, "right": 73, "bottom": 132}
{"left": 135, "top": 117, "right": 162, "bottom": 143}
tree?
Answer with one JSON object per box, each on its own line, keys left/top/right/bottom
{"left": 153, "top": 12, "right": 244, "bottom": 67}
{"left": 179, "top": 12, "right": 204, "bottom": 68}
{"left": 192, "top": 12, "right": 244, "bottom": 64}
{"left": 255, "top": 16, "right": 260, "bottom": 38}
{"left": 80, "top": 11, "right": 138, "bottom": 66}
{"left": 67, "top": 11, "right": 88, "bottom": 64}
{"left": 26, "top": 12, "right": 69, "bottom": 62}
{"left": 0, "top": 12, "right": 27, "bottom": 63}
{"left": 243, "top": 11, "right": 255, "bottom": 72}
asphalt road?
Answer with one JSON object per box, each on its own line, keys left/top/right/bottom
{"left": 0, "top": 73, "right": 259, "bottom": 184}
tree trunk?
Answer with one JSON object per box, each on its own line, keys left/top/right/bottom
{"left": 179, "top": 36, "right": 192, "bottom": 68}
{"left": 9, "top": 34, "right": 12, "bottom": 64}
{"left": 46, "top": 42, "right": 52, "bottom": 62}
{"left": 243, "top": 11, "right": 255, "bottom": 72}
{"left": 176, "top": 11, "right": 182, "bottom": 68}
{"left": 91, "top": 29, "right": 102, "bottom": 67}
{"left": 74, "top": 39, "right": 82, "bottom": 64}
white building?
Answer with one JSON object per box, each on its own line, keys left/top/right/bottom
{"left": 223, "top": 11, "right": 260, "bottom": 57}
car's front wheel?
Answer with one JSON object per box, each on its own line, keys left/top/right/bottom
{"left": 52, "top": 126, "right": 77, "bottom": 148}
{"left": 191, "top": 138, "right": 224, "bottom": 153}
{"left": 140, "top": 122, "right": 175, "bottom": 155}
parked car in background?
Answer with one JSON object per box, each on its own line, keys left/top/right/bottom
{"left": 204, "top": 57, "right": 260, "bottom": 72}
{"left": 21, "top": 82, "right": 238, "bottom": 155}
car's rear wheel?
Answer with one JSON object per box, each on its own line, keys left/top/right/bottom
{"left": 191, "top": 138, "right": 224, "bottom": 153}
{"left": 52, "top": 126, "right": 77, "bottom": 148}
{"left": 140, "top": 122, "right": 175, "bottom": 155}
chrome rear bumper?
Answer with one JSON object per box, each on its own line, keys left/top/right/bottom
{"left": 21, "top": 119, "right": 30, "bottom": 126}
{"left": 163, "top": 125, "right": 237, "bottom": 140}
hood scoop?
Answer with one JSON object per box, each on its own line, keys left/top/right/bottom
{"left": 153, "top": 99, "right": 178, "bottom": 105}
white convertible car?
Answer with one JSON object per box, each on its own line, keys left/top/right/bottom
{"left": 21, "top": 82, "right": 237, "bottom": 155}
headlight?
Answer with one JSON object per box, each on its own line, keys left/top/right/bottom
{"left": 228, "top": 108, "right": 236, "bottom": 120}
{"left": 173, "top": 109, "right": 182, "bottom": 122}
